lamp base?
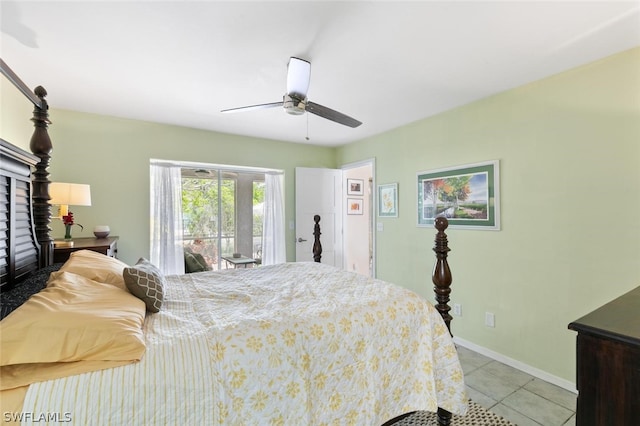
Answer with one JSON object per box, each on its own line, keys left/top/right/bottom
{"left": 54, "top": 240, "right": 74, "bottom": 248}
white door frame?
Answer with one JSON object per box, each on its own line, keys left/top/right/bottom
{"left": 341, "top": 158, "right": 376, "bottom": 277}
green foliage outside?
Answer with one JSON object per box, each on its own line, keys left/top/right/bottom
{"left": 181, "top": 177, "right": 235, "bottom": 238}
{"left": 253, "top": 181, "right": 265, "bottom": 237}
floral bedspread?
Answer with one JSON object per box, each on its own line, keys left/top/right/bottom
{"left": 22, "top": 262, "right": 467, "bottom": 425}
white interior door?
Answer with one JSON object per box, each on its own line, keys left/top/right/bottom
{"left": 295, "top": 167, "right": 342, "bottom": 266}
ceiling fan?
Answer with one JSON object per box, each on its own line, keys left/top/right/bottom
{"left": 221, "top": 57, "right": 362, "bottom": 128}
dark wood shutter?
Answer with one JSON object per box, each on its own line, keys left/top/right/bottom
{"left": 0, "top": 139, "right": 40, "bottom": 291}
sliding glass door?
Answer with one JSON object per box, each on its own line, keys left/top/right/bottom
{"left": 181, "top": 169, "right": 264, "bottom": 270}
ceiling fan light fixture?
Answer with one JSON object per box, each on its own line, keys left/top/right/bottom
{"left": 286, "top": 57, "right": 311, "bottom": 99}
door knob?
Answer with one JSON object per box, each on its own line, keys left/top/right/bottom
{"left": 297, "top": 237, "right": 307, "bottom": 242}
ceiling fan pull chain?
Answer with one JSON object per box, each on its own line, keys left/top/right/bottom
{"left": 306, "top": 113, "right": 310, "bottom": 141}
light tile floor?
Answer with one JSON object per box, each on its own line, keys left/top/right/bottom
{"left": 456, "top": 345, "right": 576, "bottom": 426}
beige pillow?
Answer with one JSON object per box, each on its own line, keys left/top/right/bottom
{"left": 123, "top": 258, "right": 164, "bottom": 313}
{"left": 0, "top": 271, "right": 146, "bottom": 366}
{"left": 59, "top": 249, "right": 129, "bottom": 291}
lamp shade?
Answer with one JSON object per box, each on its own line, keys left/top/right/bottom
{"left": 49, "top": 182, "right": 92, "bottom": 206}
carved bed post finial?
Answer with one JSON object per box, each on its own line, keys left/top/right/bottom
{"left": 29, "top": 85, "right": 54, "bottom": 267}
{"left": 313, "top": 215, "right": 322, "bottom": 263}
{"left": 432, "top": 217, "right": 452, "bottom": 335}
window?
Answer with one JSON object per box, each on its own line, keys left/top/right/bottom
{"left": 150, "top": 159, "right": 283, "bottom": 274}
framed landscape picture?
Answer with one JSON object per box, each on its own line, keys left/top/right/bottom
{"left": 378, "top": 183, "right": 398, "bottom": 217}
{"left": 417, "top": 160, "right": 500, "bottom": 230}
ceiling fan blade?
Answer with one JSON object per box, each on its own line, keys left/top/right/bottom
{"left": 306, "top": 101, "right": 362, "bottom": 128}
{"left": 221, "top": 101, "right": 283, "bottom": 114}
{"left": 287, "top": 57, "right": 311, "bottom": 99}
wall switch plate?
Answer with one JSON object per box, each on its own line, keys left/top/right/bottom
{"left": 377, "top": 222, "right": 383, "bottom": 231}
{"left": 453, "top": 303, "right": 462, "bottom": 316}
{"left": 485, "top": 312, "right": 495, "bottom": 327}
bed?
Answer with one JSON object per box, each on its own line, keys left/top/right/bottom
{"left": 0, "top": 62, "right": 467, "bottom": 425}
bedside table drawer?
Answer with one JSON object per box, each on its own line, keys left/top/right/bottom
{"left": 53, "top": 237, "right": 119, "bottom": 263}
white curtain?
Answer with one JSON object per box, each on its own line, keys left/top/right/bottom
{"left": 150, "top": 163, "right": 185, "bottom": 275}
{"left": 262, "top": 173, "right": 286, "bottom": 265}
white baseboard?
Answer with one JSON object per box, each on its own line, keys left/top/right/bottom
{"left": 453, "top": 336, "right": 577, "bottom": 394}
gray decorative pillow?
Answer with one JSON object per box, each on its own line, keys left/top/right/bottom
{"left": 123, "top": 258, "right": 164, "bottom": 313}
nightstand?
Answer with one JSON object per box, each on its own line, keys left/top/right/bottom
{"left": 53, "top": 236, "right": 119, "bottom": 263}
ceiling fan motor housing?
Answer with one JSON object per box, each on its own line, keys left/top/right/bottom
{"left": 283, "top": 94, "right": 306, "bottom": 115}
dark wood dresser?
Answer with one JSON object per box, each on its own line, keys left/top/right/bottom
{"left": 568, "top": 286, "right": 640, "bottom": 426}
{"left": 53, "top": 236, "right": 119, "bottom": 263}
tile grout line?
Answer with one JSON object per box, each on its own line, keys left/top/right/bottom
{"left": 466, "top": 364, "right": 575, "bottom": 425}
{"left": 490, "top": 382, "right": 540, "bottom": 425}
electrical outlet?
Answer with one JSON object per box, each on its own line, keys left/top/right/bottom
{"left": 485, "top": 312, "right": 495, "bottom": 328}
{"left": 453, "top": 303, "right": 462, "bottom": 316}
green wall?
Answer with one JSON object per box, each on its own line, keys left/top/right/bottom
{"left": 1, "top": 77, "right": 36, "bottom": 152}
{"left": 2, "top": 48, "right": 638, "bottom": 385}
{"left": 337, "top": 47, "right": 640, "bottom": 383}
{"left": 48, "top": 112, "right": 336, "bottom": 264}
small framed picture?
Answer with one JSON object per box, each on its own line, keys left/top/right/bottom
{"left": 347, "top": 178, "right": 364, "bottom": 196}
{"left": 347, "top": 198, "right": 363, "bottom": 215}
{"left": 378, "top": 183, "right": 398, "bottom": 217}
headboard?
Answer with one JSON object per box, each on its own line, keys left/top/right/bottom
{"left": 0, "top": 59, "right": 54, "bottom": 291}
{"left": 0, "top": 139, "right": 40, "bottom": 289}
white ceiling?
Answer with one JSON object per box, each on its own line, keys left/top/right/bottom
{"left": 2, "top": 1, "right": 639, "bottom": 147}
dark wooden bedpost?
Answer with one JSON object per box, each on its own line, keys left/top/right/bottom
{"left": 433, "top": 215, "right": 453, "bottom": 425}
{"left": 432, "top": 217, "right": 452, "bottom": 333}
{"left": 312, "top": 215, "right": 322, "bottom": 263}
{"left": 29, "top": 86, "right": 54, "bottom": 267}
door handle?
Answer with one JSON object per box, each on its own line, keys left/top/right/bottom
{"left": 297, "top": 237, "right": 307, "bottom": 242}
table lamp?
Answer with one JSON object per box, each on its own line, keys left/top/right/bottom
{"left": 49, "top": 182, "right": 92, "bottom": 245}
